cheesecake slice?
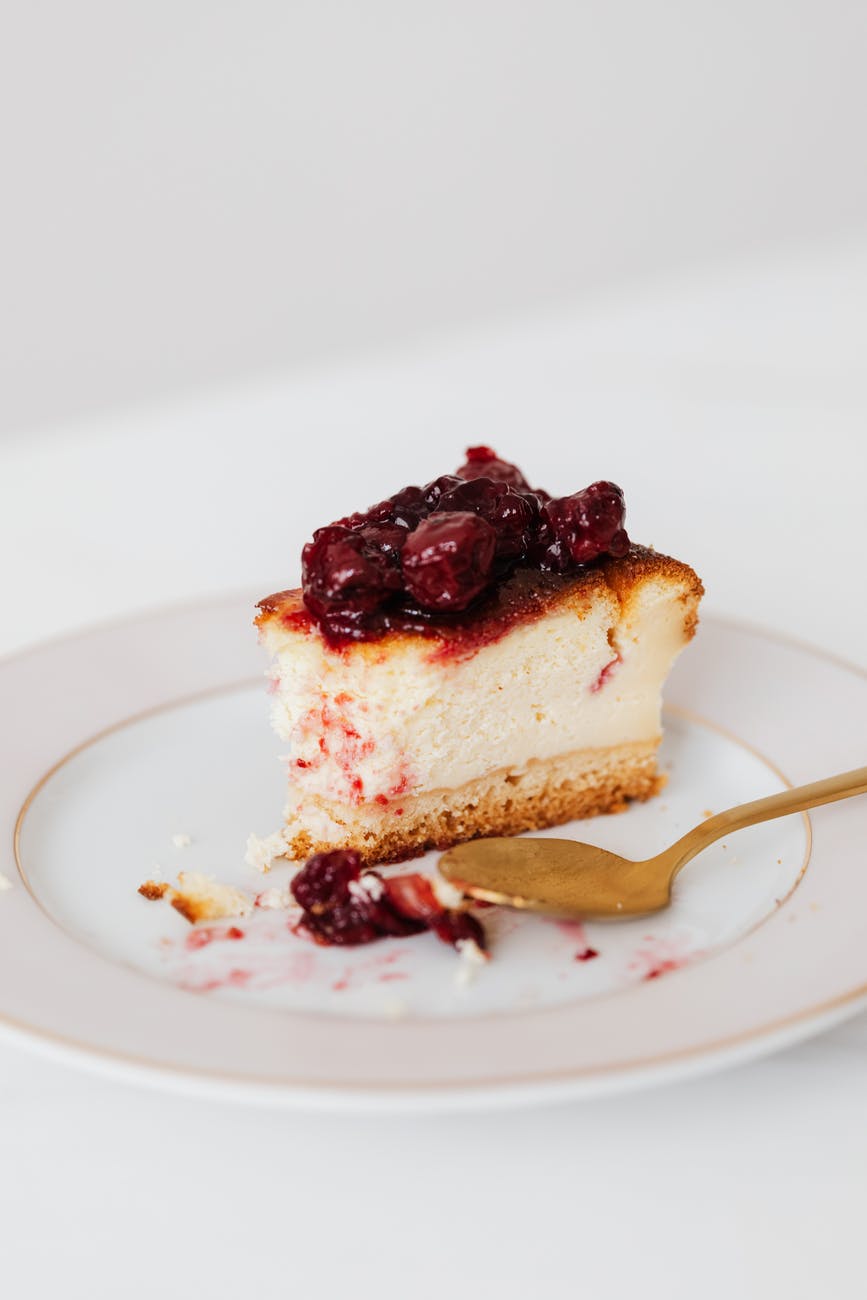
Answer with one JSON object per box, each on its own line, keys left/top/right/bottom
{"left": 256, "top": 449, "right": 702, "bottom": 866}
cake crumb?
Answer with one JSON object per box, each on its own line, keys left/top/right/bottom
{"left": 245, "top": 830, "right": 289, "bottom": 874}
{"left": 139, "top": 880, "right": 169, "bottom": 900}
{"left": 171, "top": 872, "right": 254, "bottom": 924}
{"left": 454, "top": 938, "right": 489, "bottom": 987}
{"left": 381, "top": 998, "right": 409, "bottom": 1021}
{"left": 702, "top": 809, "right": 714, "bottom": 819}
{"left": 348, "top": 873, "right": 385, "bottom": 903}
{"left": 171, "top": 833, "right": 192, "bottom": 848}
{"left": 255, "top": 886, "right": 296, "bottom": 910}
{"left": 809, "top": 901, "right": 821, "bottom": 913}
{"left": 138, "top": 870, "right": 254, "bottom": 923}
{"left": 0, "top": 872, "right": 13, "bottom": 892}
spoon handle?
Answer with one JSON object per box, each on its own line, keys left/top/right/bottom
{"left": 668, "top": 765, "right": 867, "bottom": 871}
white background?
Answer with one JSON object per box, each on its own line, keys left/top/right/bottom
{"left": 2, "top": 4, "right": 867, "bottom": 1298}
{"left": 2, "top": 0, "right": 867, "bottom": 435}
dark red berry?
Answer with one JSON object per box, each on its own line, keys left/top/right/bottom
{"left": 382, "top": 873, "right": 442, "bottom": 922}
{"left": 437, "top": 478, "right": 534, "bottom": 560}
{"left": 539, "top": 481, "right": 629, "bottom": 568}
{"left": 358, "top": 523, "right": 407, "bottom": 562}
{"left": 431, "top": 910, "right": 488, "bottom": 951}
{"left": 291, "top": 849, "right": 362, "bottom": 913}
{"left": 363, "top": 895, "right": 429, "bottom": 937}
{"left": 402, "top": 512, "right": 496, "bottom": 611}
{"left": 291, "top": 853, "right": 489, "bottom": 952}
{"left": 302, "top": 526, "right": 402, "bottom": 620}
{"left": 301, "top": 901, "right": 381, "bottom": 946}
{"left": 455, "top": 446, "right": 529, "bottom": 490}
{"left": 520, "top": 489, "right": 550, "bottom": 519}
{"left": 386, "top": 485, "right": 430, "bottom": 531}
{"left": 422, "top": 474, "right": 462, "bottom": 510}
{"left": 333, "top": 510, "right": 373, "bottom": 529}
{"left": 338, "top": 485, "right": 429, "bottom": 533}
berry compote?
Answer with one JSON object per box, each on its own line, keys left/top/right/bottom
{"left": 291, "top": 849, "right": 487, "bottom": 953}
{"left": 291, "top": 448, "right": 629, "bottom": 645}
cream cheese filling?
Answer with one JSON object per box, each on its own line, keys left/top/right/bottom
{"left": 262, "top": 576, "right": 691, "bottom": 808}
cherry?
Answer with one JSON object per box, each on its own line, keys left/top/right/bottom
{"left": 430, "top": 910, "right": 488, "bottom": 951}
{"left": 291, "top": 849, "right": 362, "bottom": 912}
{"left": 358, "top": 523, "right": 407, "bottom": 562}
{"left": 436, "top": 478, "right": 534, "bottom": 560}
{"left": 422, "top": 474, "right": 462, "bottom": 510}
{"left": 402, "top": 512, "right": 496, "bottom": 611}
{"left": 386, "top": 485, "right": 430, "bottom": 531}
{"left": 539, "top": 481, "right": 629, "bottom": 569}
{"left": 455, "top": 445, "right": 529, "bottom": 489}
{"left": 301, "top": 902, "right": 382, "bottom": 946}
{"left": 302, "top": 527, "right": 401, "bottom": 613}
{"left": 290, "top": 851, "right": 489, "bottom": 952}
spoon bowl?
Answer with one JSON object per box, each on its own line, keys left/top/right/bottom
{"left": 440, "top": 836, "right": 673, "bottom": 918}
{"left": 439, "top": 766, "right": 867, "bottom": 919}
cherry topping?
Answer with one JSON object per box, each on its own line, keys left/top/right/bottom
{"left": 301, "top": 901, "right": 382, "bottom": 946}
{"left": 385, "top": 485, "right": 429, "bottom": 531}
{"left": 422, "top": 474, "right": 462, "bottom": 510}
{"left": 456, "top": 446, "right": 530, "bottom": 489}
{"left": 289, "top": 850, "right": 487, "bottom": 952}
{"left": 357, "top": 523, "right": 407, "bottom": 562}
{"left": 431, "top": 909, "right": 487, "bottom": 950}
{"left": 402, "top": 512, "right": 496, "bottom": 611}
{"left": 436, "top": 478, "right": 535, "bottom": 560}
{"left": 296, "top": 449, "right": 630, "bottom": 642}
{"left": 538, "top": 481, "right": 629, "bottom": 570}
{"left": 301, "top": 526, "right": 403, "bottom": 639}
{"left": 291, "top": 848, "right": 362, "bottom": 913}
{"left": 302, "top": 527, "right": 400, "bottom": 612}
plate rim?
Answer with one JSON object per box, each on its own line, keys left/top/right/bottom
{"left": 12, "top": 695, "right": 813, "bottom": 1001}
{"left": 1, "top": 600, "right": 865, "bottom": 1109}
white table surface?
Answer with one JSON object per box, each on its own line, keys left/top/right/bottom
{"left": 2, "top": 241, "right": 866, "bottom": 1299}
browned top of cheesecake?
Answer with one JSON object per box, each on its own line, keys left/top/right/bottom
{"left": 256, "top": 545, "right": 703, "bottom": 660}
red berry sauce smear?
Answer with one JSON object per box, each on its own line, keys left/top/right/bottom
{"left": 290, "top": 849, "right": 488, "bottom": 953}
{"left": 264, "top": 448, "right": 630, "bottom": 648}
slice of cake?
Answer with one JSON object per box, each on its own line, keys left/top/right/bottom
{"left": 256, "top": 448, "right": 702, "bottom": 866}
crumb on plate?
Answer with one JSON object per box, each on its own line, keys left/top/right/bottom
{"left": 138, "top": 871, "right": 253, "bottom": 924}
{"left": 453, "top": 937, "right": 489, "bottom": 987}
{"left": 245, "top": 830, "right": 290, "bottom": 874}
{"left": 254, "top": 885, "right": 297, "bottom": 910}
{"left": 139, "top": 880, "right": 169, "bottom": 900}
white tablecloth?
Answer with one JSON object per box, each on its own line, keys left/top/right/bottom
{"left": 2, "top": 242, "right": 866, "bottom": 1299}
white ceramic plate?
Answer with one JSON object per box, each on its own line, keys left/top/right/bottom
{"left": 2, "top": 598, "right": 866, "bottom": 1110}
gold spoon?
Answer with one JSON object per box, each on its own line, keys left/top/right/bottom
{"left": 439, "top": 766, "right": 867, "bottom": 919}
